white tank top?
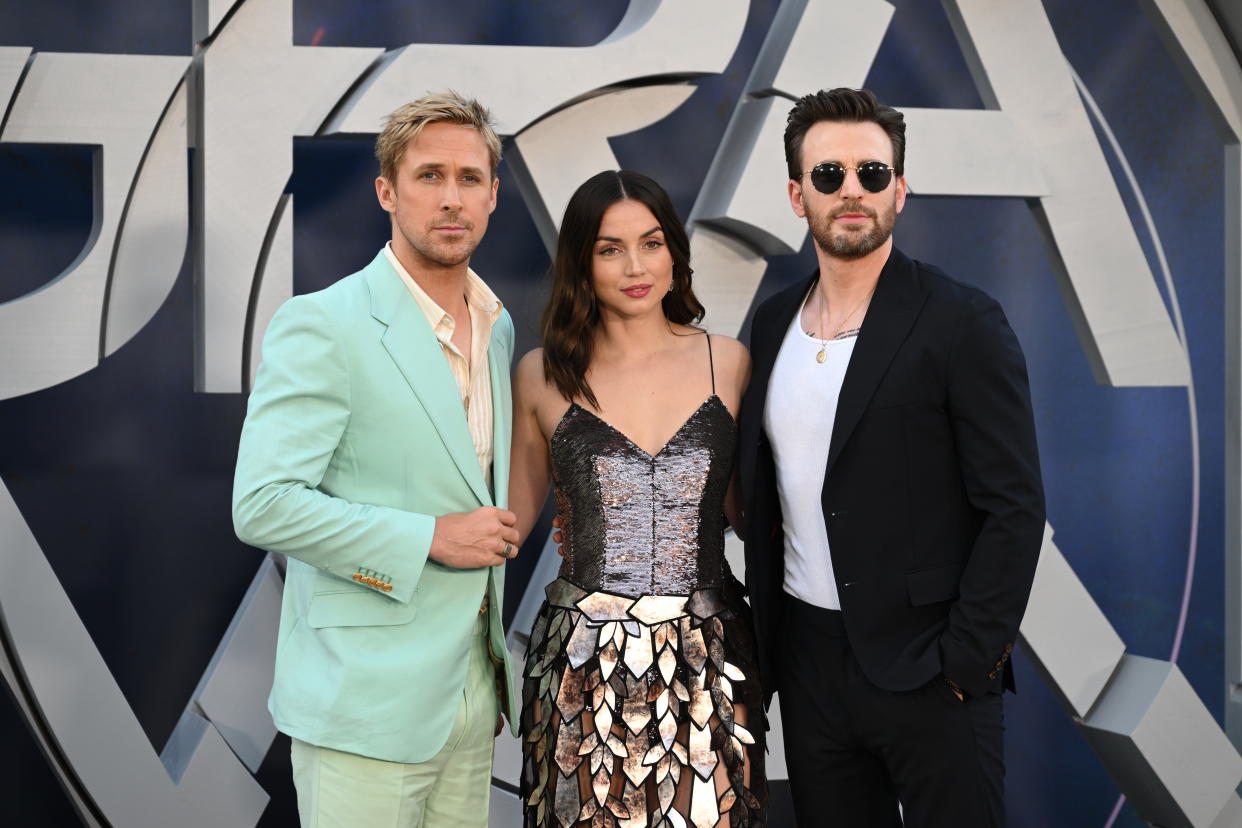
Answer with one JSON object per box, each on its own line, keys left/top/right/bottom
{"left": 763, "top": 293, "right": 857, "bottom": 611}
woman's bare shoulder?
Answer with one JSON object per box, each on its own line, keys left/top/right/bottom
{"left": 514, "top": 348, "right": 552, "bottom": 400}
{"left": 704, "top": 333, "right": 749, "bottom": 360}
{"left": 516, "top": 347, "right": 574, "bottom": 411}
{"left": 704, "top": 334, "right": 751, "bottom": 399}
{"left": 516, "top": 347, "right": 545, "bottom": 378}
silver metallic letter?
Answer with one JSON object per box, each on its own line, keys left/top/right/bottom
{"left": 0, "top": 52, "right": 188, "bottom": 400}
{"left": 194, "top": 0, "right": 381, "bottom": 392}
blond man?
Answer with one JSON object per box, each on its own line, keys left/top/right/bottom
{"left": 233, "top": 91, "right": 519, "bottom": 827}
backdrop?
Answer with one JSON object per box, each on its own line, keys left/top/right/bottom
{"left": 0, "top": 1, "right": 1236, "bottom": 826}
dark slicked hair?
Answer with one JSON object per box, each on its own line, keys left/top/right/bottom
{"left": 542, "top": 170, "right": 703, "bottom": 409}
{"left": 784, "top": 87, "right": 906, "bottom": 181}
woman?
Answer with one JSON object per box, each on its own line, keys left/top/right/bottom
{"left": 509, "top": 170, "right": 765, "bottom": 828}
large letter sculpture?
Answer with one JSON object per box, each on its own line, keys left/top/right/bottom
{"left": 2, "top": 1, "right": 1242, "bottom": 825}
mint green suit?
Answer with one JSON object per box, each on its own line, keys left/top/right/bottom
{"left": 232, "top": 252, "right": 518, "bottom": 765}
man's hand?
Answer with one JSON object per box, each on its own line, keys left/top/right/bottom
{"left": 429, "top": 507, "right": 520, "bottom": 568}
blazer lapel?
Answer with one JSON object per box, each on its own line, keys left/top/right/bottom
{"left": 825, "top": 248, "right": 930, "bottom": 476}
{"left": 748, "top": 279, "right": 813, "bottom": 415}
{"left": 365, "top": 256, "right": 492, "bottom": 507}
{"left": 488, "top": 326, "right": 512, "bottom": 510}
{"left": 740, "top": 275, "right": 814, "bottom": 514}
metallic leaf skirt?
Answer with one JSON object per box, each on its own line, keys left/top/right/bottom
{"left": 521, "top": 577, "right": 766, "bottom": 827}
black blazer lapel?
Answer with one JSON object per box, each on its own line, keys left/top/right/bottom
{"left": 825, "top": 248, "right": 930, "bottom": 477}
{"left": 740, "top": 275, "right": 816, "bottom": 514}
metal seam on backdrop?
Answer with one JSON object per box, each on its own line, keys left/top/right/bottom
{"left": 0, "top": 577, "right": 107, "bottom": 826}
{"left": 1069, "top": 65, "right": 1202, "bottom": 665}
{"left": 1071, "top": 62, "right": 1202, "bottom": 828}
{"left": 99, "top": 72, "right": 191, "bottom": 360}
{"left": 0, "top": 51, "right": 33, "bottom": 137}
{"left": 242, "top": 192, "right": 291, "bottom": 390}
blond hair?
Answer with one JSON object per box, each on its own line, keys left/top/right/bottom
{"left": 375, "top": 91, "right": 501, "bottom": 185}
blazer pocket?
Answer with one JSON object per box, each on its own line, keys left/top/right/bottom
{"left": 906, "top": 563, "right": 962, "bottom": 607}
{"left": 307, "top": 588, "right": 418, "bottom": 628}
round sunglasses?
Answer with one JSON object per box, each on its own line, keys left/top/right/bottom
{"left": 799, "top": 161, "right": 895, "bottom": 195}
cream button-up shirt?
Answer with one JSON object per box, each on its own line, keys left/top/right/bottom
{"left": 382, "top": 242, "right": 503, "bottom": 490}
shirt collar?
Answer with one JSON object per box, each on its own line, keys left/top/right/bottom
{"left": 382, "top": 241, "right": 503, "bottom": 330}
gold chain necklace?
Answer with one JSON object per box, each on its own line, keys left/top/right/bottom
{"left": 806, "top": 290, "right": 872, "bottom": 363}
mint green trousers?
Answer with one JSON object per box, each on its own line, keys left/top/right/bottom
{"left": 290, "top": 613, "right": 500, "bottom": 828}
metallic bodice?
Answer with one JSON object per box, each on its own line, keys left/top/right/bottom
{"left": 549, "top": 395, "right": 736, "bottom": 596}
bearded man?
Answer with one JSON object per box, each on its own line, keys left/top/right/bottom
{"left": 738, "top": 87, "right": 1045, "bottom": 827}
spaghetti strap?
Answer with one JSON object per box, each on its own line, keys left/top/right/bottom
{"left": 705, "top": 332, "right": 716, "bottom": 395}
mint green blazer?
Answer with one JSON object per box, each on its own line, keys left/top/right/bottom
{"left": 232, "top": 252, "right": 517, "bottom": 764}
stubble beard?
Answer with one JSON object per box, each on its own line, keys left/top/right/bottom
{"left": 809, "top": 199, "right": 897, "bottom": 261}
{"left": 400, "top": 213, "right": 480, "bottom": 270}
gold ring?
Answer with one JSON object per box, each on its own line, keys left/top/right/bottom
{"left": 503, "top": 543, "right": 513, "bottom": 558}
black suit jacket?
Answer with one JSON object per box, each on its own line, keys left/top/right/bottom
{"left": 739, "top": 247, "right": 1045, "bottom": 700}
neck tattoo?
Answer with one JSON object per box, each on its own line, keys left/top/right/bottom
{"left": 805, "top": 289, "right": 871, "bottom": 364}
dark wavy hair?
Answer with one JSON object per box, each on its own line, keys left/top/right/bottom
{"left": 784, "top": 87, "right": 906, "bottom": 180}
{"left": 541, "top": 170, "right": 703, "bottom": 409}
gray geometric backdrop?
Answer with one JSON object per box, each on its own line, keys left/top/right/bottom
{"left": 1, "top": 1, "right": 1240, "bottom": 825}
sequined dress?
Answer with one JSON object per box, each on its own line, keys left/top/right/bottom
{"left": 521, "top": 341, "right": 766, "bottom": 828}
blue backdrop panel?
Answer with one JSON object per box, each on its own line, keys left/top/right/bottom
{"left": 0, "top": 1, "right": 1227, "bottom": 826}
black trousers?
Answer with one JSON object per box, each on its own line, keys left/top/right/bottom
{"left": 777, "top": 596, "right": 1005, "bottom": 827}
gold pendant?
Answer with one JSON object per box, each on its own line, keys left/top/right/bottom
{"left": 816, "top": 348, "right": 827, "bottom": 364}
